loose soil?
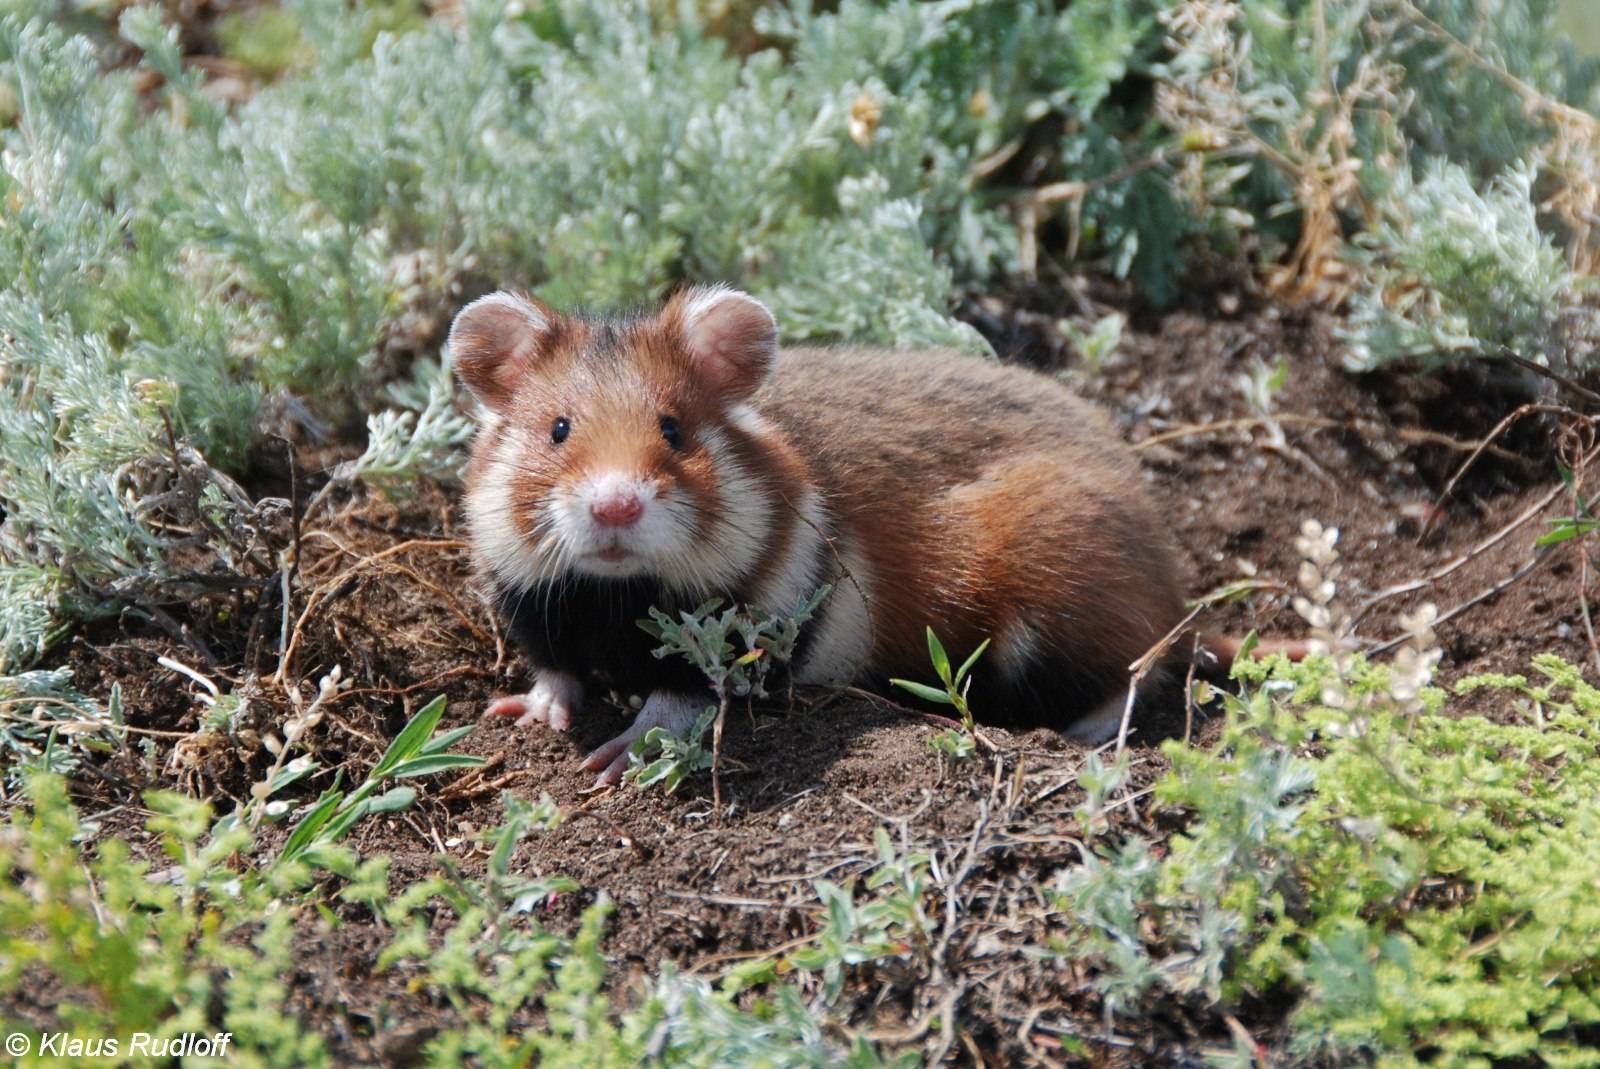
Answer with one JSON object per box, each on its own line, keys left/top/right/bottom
{"left": 10, "top": 295, "right": 1593, "bottom": 1067}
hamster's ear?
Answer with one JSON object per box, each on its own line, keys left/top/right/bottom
{"left": 448, "top": 291, "right": 559, "bottom": 412}
{"left": 669, "top": 284, "right": 777, "bottom": 400}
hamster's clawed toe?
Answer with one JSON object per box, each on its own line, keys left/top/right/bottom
{"left": 486, "top": 670, "right": 584, "bottom": 731}
{"left": 581, "top": 690, "right": 707, "bottom": 788}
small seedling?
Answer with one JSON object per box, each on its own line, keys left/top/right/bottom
{"left": 1234, "top": 353, "right": 1289, "bottom": 418}
{"left": 1059, "top": 311, "right": 1125, "bottom": 376}
{"left": 788, "top": 827, "right": 935, "bottom": 1002}
{"left": 236, "top": 693, "right": 484, "bottom": 867}
{"left": 926, "top": 727, "right": 976, "bottom": 762}
{"left": 463, "top": 790, "right": 578, "bottom": 915}
{"left": 891, "top": 627, "right": 989, "bottom": 757}
{"left": 1537, "top": 461, "right": 1599, "bottom": 546}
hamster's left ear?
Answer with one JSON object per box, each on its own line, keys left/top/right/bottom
{"left": 667, "top": 284, "right": 777, "bottom": 401}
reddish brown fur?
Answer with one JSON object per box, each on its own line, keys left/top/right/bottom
{"left": 752, "top": 347, "right": 1184, "bottom": 688}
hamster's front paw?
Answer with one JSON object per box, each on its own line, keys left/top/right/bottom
{"left": 486, "top": 670, "right": 584, "bottom": 731}
{"left": 581, "top": 691, "right": 706, "bottom": 788}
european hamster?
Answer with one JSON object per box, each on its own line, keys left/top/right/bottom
{"left": 450, "top": 284, "right": 1187, "bottom": 785}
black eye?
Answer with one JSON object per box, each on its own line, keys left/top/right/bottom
{"left": 659, "top": 415, "right": 682, "bottom": 450}
{"left": 551, "top": 417, "right": 571, "bottom": 445}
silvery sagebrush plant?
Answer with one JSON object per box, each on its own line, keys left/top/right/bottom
{"left": 0, "top": 667, "right": 121, "bottom": 791}
{"left": 1343, "top": 160, "right": 1599, "bottom": 376}
{"left": 627, "top": 585, "right": 830, "bottom": 791}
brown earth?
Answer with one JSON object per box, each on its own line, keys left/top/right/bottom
{"left": 17, "top": 296, "right": 1596, "bottom": 1066}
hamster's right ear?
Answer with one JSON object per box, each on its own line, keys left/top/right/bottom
{"left": 448, "top": 291, "right": 560, "bottom": 412}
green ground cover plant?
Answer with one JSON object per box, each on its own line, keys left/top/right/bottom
{"left": 1064, "top": 655, "right": 1600, "bottom": 1068}
{"left": 0, "top": 771, "right": 912, "bottom": 1068}
{"left": 1061, "top": 524, "right": 1600, "bottom": 1067}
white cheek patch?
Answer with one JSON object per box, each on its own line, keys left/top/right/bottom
{"left": 725, "top": 403, "right": 776, "bottom": 439}
{"left": 795, "top": 540, "right": 875, "bottom": 686}
{"left": 652, "top": 426, "right": 773, "bottom": 596}
{"left": 466, "top": 433, "right": 566, "bottom": 590}
{"left": 752, "top": 488, "right": 826, "bottom": 616}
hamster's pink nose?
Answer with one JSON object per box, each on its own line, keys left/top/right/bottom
{"left": 590, "top": 493, "right": 644, "bottom": 528}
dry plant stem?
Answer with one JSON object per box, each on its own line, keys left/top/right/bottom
{"left": 711, "top": 692, "right": 729, "bottom": 814}
{"left": 1353, "top": 475, "right": 1577, "bottom": 627}
{"left": 1579, "top": 542, "right": 1600, "bottom": 677}
{"left": 1015, "top": 146, "right": 1176, "bottom": 276}
{"left": 1371, "top": 552, "right": 1548, "bottom": 659}
{"left": 1391, "top": 0, "right": 1600, "bottom": 131}
{"left": 1134, "top": 413, "right": 1518, "bottom": 459}
{"left": 685, "top": 932, "right": 820, "bottom": 975}
{"left": 276, "top": 559, "right": 293, "bottom": 683}
{"left": 1183, "top": 638, "right": 1200, "bottom": 746}
{"left": 278, "top": 436, "right": 304, "bottom": 694}
{"left": 1498, "top": 347, "right": 1600, "bottom": 407}
{"left": 0, "top": 703, "right": 190, "bottom": 738}
{"left": 1365, "top": 436, "right": 1594, "bottom": 654}
{"left": 1561, "top": 442, "right": 1600, "bottom": 676}
{"left": 355, "top": 558, "right": 494, "bottom": 645}
{"left": 339, "top": 663, "right": 494, "bottom": 699}
{"left": 782, "top": 490, "right": 872, "bottom": 612}
{"left": 248, "top": 670, "right": 343, "bottom": 832}
{"left": 1019, "top": 1008, "right": 1072, "bottom": 1069}
{"left": 1419, "top": 404, "right": 1589, "bottom": 542}
{"left": 1115, "top": 598, "right": 1210, "bottom": 758}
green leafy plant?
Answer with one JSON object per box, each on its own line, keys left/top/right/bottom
{"left": 1343, "top": 160, "right": 1596, "bottom": 374}
{"left": 0, "top": 667, "right": 121, "bottom": 788}
{"left": 623, "top": 705, "right": 717, "bottom": 793}
{"left": 1054, "top": 514, "right": 1600, "bottom": 1066}
{"left": 1539, "top": 461, "right": 1600, "bottom": 547}
{"left": 229, "top": 682, "right": 484, "bottom": 867}
{"left": 631, "top": 586, "right": 830, "bottom": 797}
{"left": 925, "top": 726, "right": 976, "bottom": 763}
{"left": 1059, "top": 310, "right": 1126, "bottom": 376}
{"left": 891, "top": 626, "right": 989, "bottom": 755}
{"left": 314, "top": 355, "right": 474, "bottom": 508}
{"left": 0, "top": 774, "right": 341, "bottom": 1067}
{"left": 2, "top": 771, "right": 905, "bottom": 1066}
{"left": 789, "top": 827, "right": 936, "bottom": 1003}
{"left": 277, "top": 694, "right": 481, "bottom": 866}
{"left": 217, "top": 6, "right": 312, "bottom": 79}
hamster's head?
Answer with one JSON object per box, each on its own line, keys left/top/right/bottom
{"left": 451, "top": 284, "right": 779, "bottom": 592}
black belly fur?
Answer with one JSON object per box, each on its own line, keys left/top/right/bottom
{"left": 494, "top": 573, "right": 1174, "bottom": 731}
{"left": 494, "top": 577, "right": 711, "bottom": 697}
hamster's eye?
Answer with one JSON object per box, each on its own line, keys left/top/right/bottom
{"left": 551, "top": 417, "right": 571, "bottom": 445}
{"left": 659, "top": 415, "right": 682, "bottom": 450}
